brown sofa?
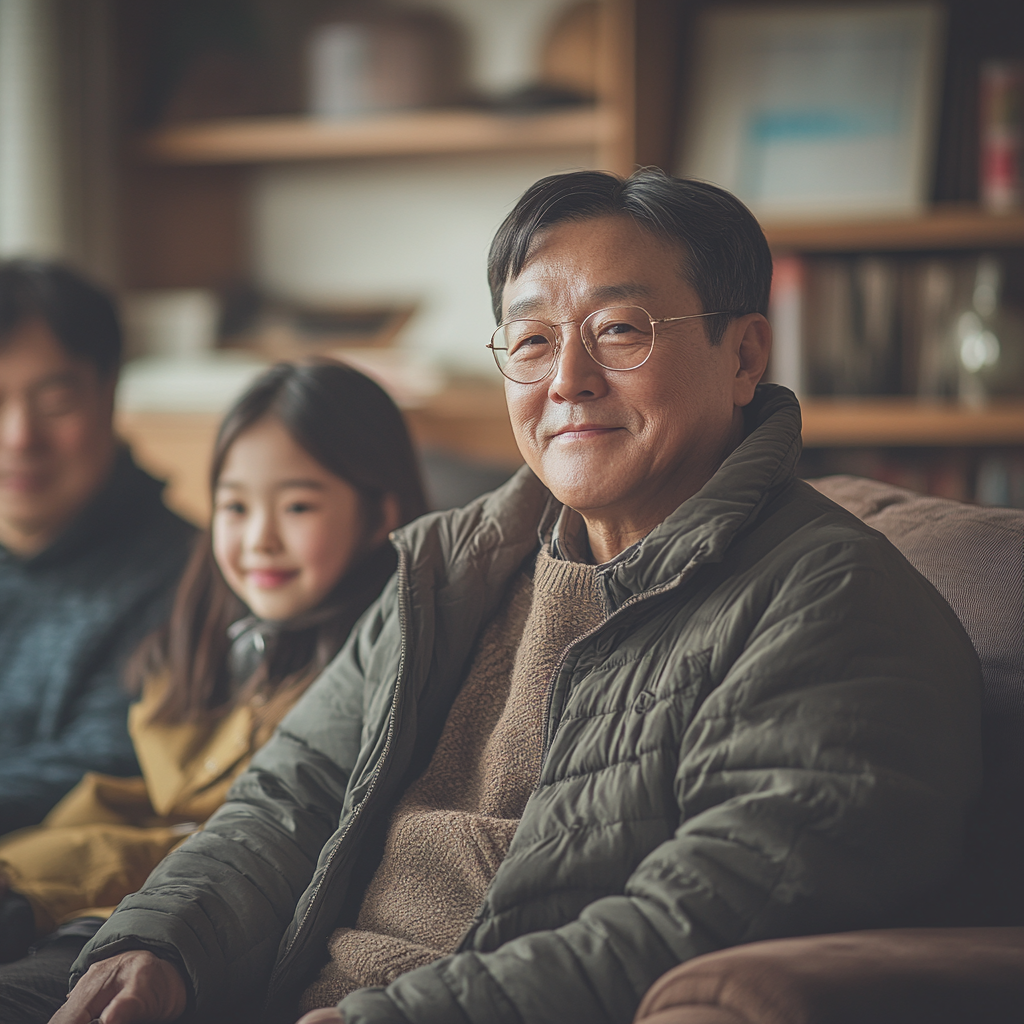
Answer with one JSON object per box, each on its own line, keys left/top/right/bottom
{"left": 634, "top": 475, "right": 1024, "bottom": 1024}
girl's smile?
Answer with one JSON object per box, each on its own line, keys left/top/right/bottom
{"left": 244, "top": 568, "right": 300, "bottom": 590}
{"left": 212, "top": 416, "right": 369, "bottom": 622}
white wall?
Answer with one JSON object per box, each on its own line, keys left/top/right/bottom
{"left": 251, "top": 0, "right": 587, "bottom": 373}
{"left": 0, "top": 0, "right": 64, "bottom": 257}
{"left": 251, "top": 148, "right": 593, "bottom": 373}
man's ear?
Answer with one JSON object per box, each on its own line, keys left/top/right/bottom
{"left": 730, "top": 313, "right": 772, "bottom": 408}
{"left": 371, "top": 492, "right": 403, "bottom": 546}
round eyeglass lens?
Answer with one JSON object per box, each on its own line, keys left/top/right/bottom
{"left": 581, "top": 306, "right": 655, "bottom": 370}
{"left": 491, "top": 320, "right": 557, "bottom": 383}
{"left": 489, "top": 306, "right": 658, "bottom": 383}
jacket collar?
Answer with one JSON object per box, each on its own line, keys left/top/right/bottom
{"left": 393, "top": 383, "right": 801, "bottom": 613}
{"left": 601, "top": 383, "right": 802, "bottom": 606}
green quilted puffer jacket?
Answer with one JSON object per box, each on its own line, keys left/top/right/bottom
{"left": 73, "top": 385, "right": 983, "bottom": 1024}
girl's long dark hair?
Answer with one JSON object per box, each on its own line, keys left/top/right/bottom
{"left": 129, "top": 359, "right": 427, "bottom": 725}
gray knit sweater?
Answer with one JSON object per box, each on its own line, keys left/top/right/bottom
{"left": 0, "top": 448, "right": 194, "bottom": 833}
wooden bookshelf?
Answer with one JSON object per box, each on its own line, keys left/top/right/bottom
{"left": 112, "top": 0, "right": 1024, "bottom": 492}
{"left": 801, "top": 398, "right": 1024, "bottom": 447}
{"left": 137, "top": 107, "right": 616, "bottom": 165}
{"left": 764, "top": 207, "right": 1024, "bottom": 253}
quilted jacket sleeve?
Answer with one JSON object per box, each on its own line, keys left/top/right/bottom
{"left": 339, "top": 539, "right": 983, "bottom": 1024}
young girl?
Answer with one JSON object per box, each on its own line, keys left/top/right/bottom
{"left": 0, "top": 358, "right": 426, "bottom": 969}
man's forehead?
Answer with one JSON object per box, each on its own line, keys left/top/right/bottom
{"left": 504, "top": 282, "right": 656, "bottom": 321}
{"left": 501, "top": 216, "right": 692, "bottom": 319}
{"left": 0, "top": 322, "right": 97, "bottom": 388}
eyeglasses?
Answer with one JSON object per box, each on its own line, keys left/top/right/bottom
{"left": 487, "top": 305, "right": 731, "bottom": 384}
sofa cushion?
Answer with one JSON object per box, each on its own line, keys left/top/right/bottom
{"left": 808, "top": 476, "right": 1024, "bottom": 792}
{"left": 810, "top": 476, "right": 1024, "bottom": 924}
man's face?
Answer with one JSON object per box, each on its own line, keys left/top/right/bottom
{"left": 502, "top": 214, "right": 765, "bottom": 535}
{"left": 0, "top": 318, "right": 117, "bottom": 555}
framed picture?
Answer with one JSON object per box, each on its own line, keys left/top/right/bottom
{"left": 676, "top": 4, "right": 945, "bottom": 219}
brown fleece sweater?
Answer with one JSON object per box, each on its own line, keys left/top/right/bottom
{"left": 300, "top": 545, "right": 606, "bottom": 1009}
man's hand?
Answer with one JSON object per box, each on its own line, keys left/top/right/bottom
{"left": 296, "top": 1010, "right": 343, "bottom": 1024}
{"left": 49, "top": 951, "right": 187, "bottom": 1024}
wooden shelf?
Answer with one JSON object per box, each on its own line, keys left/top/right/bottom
{"left": 763, "top": 206, "right": 1024, "bottom": 253}
{"left": 117, "top": 396, "right": 1024, "bottom": 525}
{"left": 801, "top": 398, "right": 1024, "bottom": 447}
{"left": 137, "top": 107, "right": 614, "bottom": 165}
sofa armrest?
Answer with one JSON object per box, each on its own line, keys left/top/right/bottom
{"left": 634, "top": 929, "right": 1024, "bottom": 1024}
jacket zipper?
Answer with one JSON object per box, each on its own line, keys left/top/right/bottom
{"left": 459, "top": 559, "right": 704, "bottom": 952}
{"left": 538, "top": 568, "right": 700, "bottom": 761}
{"left": 267, "top": 541, "right": 413, "bottom": 998}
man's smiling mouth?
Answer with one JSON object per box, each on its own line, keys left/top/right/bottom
{"left": 550, "top": 424, "right": 621, "bottom": 441}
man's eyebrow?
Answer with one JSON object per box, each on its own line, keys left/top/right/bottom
{"left": 505, "top": 296, "right": 543, "bottom": 320}
{"left": 30, "top": 371, "right": 83, "bottom": 390}
{"left": 590, "top": 283, "right": 653, "bottom": 303}
{"left": 504, "top": 283, "right": 653, "bottom": 321}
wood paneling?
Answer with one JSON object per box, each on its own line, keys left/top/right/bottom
{"left": 119, "top": 165, "right": 249, "bottom": 288}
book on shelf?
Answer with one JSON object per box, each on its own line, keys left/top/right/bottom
{"left": 767, "top": 251, "right": 1024, "bottom": 401}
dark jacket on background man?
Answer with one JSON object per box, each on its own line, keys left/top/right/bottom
{"left": 0, "top": 448, "right": 194, "bottom": 833}
{"left": 72, "top": 386, "right": 983, "bottom": 1024}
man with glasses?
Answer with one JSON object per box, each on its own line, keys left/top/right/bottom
{"left": 0, "top": 260, "right": 194, "bottom": 964}
{"left": 51, "top": 170, "right": 980, "bottom": 1024}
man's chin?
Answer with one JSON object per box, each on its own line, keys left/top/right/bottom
{"left": 543, "top": 480, "right": 631, "bottom": 519}
{"left": 0, "top": 494, "right": 55, "bottom": 528}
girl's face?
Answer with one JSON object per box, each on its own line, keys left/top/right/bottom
{"left": 212, "top": 416, "right": 369, "bottom": 622}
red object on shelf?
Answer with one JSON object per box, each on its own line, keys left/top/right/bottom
{"left": 980, "top": 61, "right": 1024, "bottom": 212}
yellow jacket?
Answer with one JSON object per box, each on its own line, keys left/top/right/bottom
{"left": 0, "top": 677, "right": 290, "bottom": 936}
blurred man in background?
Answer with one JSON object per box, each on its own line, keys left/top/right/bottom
{"left": 0, "top": 261, "right": 194, "bottom": 853}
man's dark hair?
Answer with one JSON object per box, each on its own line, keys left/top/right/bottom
{"left": 0, "top": 259, "right": 122, "bottom": 376}
{"left": 487, "top": 168, "right": 773, "bottom": 345}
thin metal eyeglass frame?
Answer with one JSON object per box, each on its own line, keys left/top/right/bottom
{"left": 486, "top": 306, "right": 732, "bottom": 384}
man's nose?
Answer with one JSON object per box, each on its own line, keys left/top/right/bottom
{"left": 547, "top": 327, "right": 608, "bottom": 402}
{"left": 0, "top": 400, "right": 41, "bottom": 453}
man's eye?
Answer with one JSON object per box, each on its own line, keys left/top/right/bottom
{"left": 598, "top": 321, "right": 643, "bottom": 340}
{"left": 35, "top": 385, "right": 80, "bottom": 415}
{"left": 509, "top": 334, "right": 551, "bottom": 357}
